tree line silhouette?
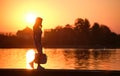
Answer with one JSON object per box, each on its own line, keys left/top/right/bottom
{"left": 43, "top": 18, "right": 120, "bottom": 48}
{"left": 0, "top": 27, "right": 34, "bottom": 48}
{"left": 0, "top": 18, "right": 120, "bottom": 48}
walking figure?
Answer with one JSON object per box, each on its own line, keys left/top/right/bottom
{"left": 29, "top": 17, "right": 47, "bottom": 69}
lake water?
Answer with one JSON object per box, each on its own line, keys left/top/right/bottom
{"left": 0, "top": 48, "right": 120, "bottom": 70}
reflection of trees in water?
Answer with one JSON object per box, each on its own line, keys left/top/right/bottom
{"left": 74, "top": 49, "right": 90, "bottom": 70}
{"left": 75, "top": 49, "right": 90, "bottom": 60}
{"left": 92, "top": 49, "right": 114, "bottom": 60}
{"left": 63, "top": 49, "right": 76, "bottom": 68}
{"left": 63, "top": 49, "right": 116, "bottom": 70}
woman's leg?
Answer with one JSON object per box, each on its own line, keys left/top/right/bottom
{"left": 29, "top": 60, "right": 34, "bottom": 69}
{"left": 36, "top": 42, "right": 43, "bottom": 54}
{"left": 37, "top": 64, "right": 44, "bottom": 70}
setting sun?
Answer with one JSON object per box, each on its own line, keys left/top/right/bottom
{"left": 25, "top": 13, "right": 36, "bottom": 25}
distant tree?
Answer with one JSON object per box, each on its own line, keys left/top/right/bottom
{"left": 117, "top": 35, "right": 120, "bottom": 46}
{"left": 74, "top": 18, "right": 91, "bottom": 45}
{"left": 90, "top": 23, "right": 117, "bottom": 46}
{"left": 74, "top": 18, "right": 84, "bottom": 31}
{"left": 100, "top": 25, "right": 111, "bottom": 34}
{"left": 16, "top": 27, "right": 33, "bottom": 39}
{"left": 109, "top": 32, "right": 118, "bottom": 46}
{"left": 54, "top": 26, "right": 63, "bottom": 32}
{"left": 91, "top": 23, "right": 100, "bottom": 32}
{"left": 90, "top": 22, "right": 101, "bottom": 45}
{"left": 84, "top": 18, "right": 90, "bottom": 31}
{"left": 99, "top": 25, "right": 112, "bottom": 45}
{"left": 74, "top": 18, "right": 90, "bottom": 31}
{"left": 64, "top": 24, "right": 72, "bottom": 28}
{"left": 63, "top": 24, "right": 75, "bottom": 45}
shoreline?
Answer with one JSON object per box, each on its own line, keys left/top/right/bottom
{"left": 0, "top": 69, "right": 119, "bottom": 76}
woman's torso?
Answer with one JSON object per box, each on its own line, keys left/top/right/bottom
{"left": 33, "top": 26, "right": 42, "bottom": 42}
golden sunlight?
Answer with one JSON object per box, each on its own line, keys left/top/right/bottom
{"left": 25, "top": 13, "right": 36, "bottom": 25}
{"left": 26, "top": 49, "right": 35, "bottom": 69}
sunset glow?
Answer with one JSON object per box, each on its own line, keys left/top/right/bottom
{"left": 25, "top": 13, "right": 36, "bottom": 25}
{"left": 0, "top": 0, "right": 120, "bottom": 33}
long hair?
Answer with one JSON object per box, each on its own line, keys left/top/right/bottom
{"left": 34, "top": 17, "right": 43, "bottom": 28}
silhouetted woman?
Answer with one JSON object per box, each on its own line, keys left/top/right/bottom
{"left": 32, "top": 17, "right": 47, "bottom": 69}
{"left": 33, "top": 17, "right": 43, "bottom": 55}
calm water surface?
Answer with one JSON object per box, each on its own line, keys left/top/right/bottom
{"left": 0, "top": 48, "right": 120, "bottom": 70}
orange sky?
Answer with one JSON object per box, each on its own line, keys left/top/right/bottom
{"left": 0, "top": 0, "right": 120, "bottom": 34}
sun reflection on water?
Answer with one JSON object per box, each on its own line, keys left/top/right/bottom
{"left": 26, "top": 49, "right": 35, "bottom": 69}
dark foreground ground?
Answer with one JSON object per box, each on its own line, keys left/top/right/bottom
{"left": 0, "top": 69, "right": 120, "bottom": 76}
